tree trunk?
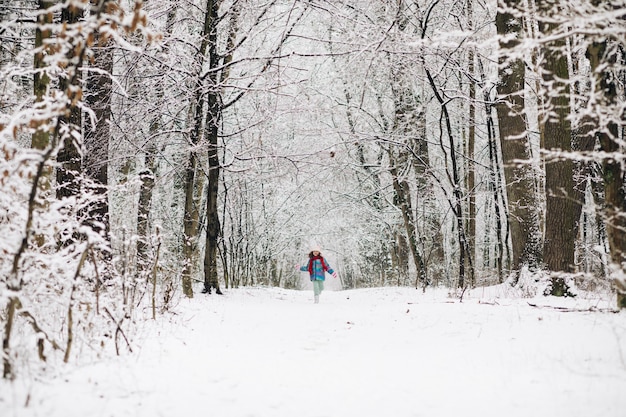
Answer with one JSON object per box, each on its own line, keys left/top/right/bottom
{"left": 84, "top": 19, "right": 113, "bottom": 241}
{"left": 390, "top": 2, "right": 428, "bottom": 286}
{"left": 537, "top": 0, "right": 577, "bottom": 296}
{"left": 466, "top": 0, "right": 476, "bottom": 287}
{"left": 202, "top": 0, "right": 223, "bottom": 295}
{"left": 495, "top": 0, "right": 541, "bottom": 277}
{"left": 486, "top": 98, "right": 506, "bottom": 282}
{"left": 181, "top": 0, "right": 217, "bottom": 297}
{"left": 388, "top": 149, "right": 426, "bottom": 285}
{"left": 137, "top": 161, "right": 155, "bottom": 266}
{"left": 56, "top": 5, "right": 83, "bottom": 203}
{"left": 32, "top": 0, "right": 53, "bottom": 151}
{"left": 181, "top": 145, "right": 201, "bottom": 297}
{"left": 30, "top": 0, "right": 56, "bottom": 249}
{"left": 2, "top": 297, "right": 18, "bottom": 379}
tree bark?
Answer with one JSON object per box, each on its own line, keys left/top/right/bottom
{"left": 84, "top": 9, "right": 113, "bottom": 241}
{"left": 495, "top": 0, "right": 541, "bottom": 277}
{"left": 56, "top": 5, "right": 83, "bottom": 203}
{"left": 202, "top": 0, "right": 223, "bottom": 295}
{"left": 181, "top": 0, "right": 217, "bottom": 297}
{"left": 32, "top": 0, "right": 54, "bottom": 151}
{"left": 537, "top": 0, "right": 577, "bottom": 296}
{"left": 466, "top": 0, "right": 476, "bottom": 287}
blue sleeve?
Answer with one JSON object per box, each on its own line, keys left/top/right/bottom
{"left": 300, "top": 265, "right": 308, "bottom": 272}
{"left": 323, "top": 259, "right": 334, "bottom": 274}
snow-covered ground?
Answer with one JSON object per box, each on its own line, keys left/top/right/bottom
{"left": 2, "top": 285, "right": 625, "bottom": 417}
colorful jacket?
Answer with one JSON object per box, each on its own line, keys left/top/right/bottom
{"left": 300, "top": 256, "right": 334, "bottom": 281}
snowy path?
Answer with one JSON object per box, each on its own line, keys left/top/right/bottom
{"left": 3, "top": 286, "right": 626, "bottom": 417}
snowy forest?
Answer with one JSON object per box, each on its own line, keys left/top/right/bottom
{"left": 1, "top": 0, "right": 626, "bottom": 385}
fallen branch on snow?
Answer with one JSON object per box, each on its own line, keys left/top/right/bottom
{"left": 527, "top": 302, "right": 619, "bottom": 313}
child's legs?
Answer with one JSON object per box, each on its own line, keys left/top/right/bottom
{"left": 313, "top": 280, "right": 324, "bottom": 296}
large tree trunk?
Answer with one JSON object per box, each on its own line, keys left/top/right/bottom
{"left": 537, "top": 0, "right": 577, "bottom": 296}
{"left": 200, "top": 0, "right": 301, "bottom": 293}
{"left": 6, "top": 0, "right": 56, "bottom": 377}
{"left": 181, "top": 0, "right": 216, "bottom": 297}
{"left": 495, "top": 0, "right": 541, "bottom": 278}
{"left": 203, "top": 115, "right": 222, "bottom": 295}
{"left": 202, "top": 0, "right": 223, "bottom": 295}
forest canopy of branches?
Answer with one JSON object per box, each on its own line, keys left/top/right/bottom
{"left": 1, "top": 0, "right": 625, "bottom": 379}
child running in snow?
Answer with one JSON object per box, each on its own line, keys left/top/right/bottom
{"left": 297, "top": 246, "right": 337, "bottom": 303}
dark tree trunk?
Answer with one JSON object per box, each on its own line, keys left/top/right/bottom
{"left": 495, "top": 0, "right": 541, "bottom": 277}
{"left": 56, "top": 6, "right": 83, "bottom": 203}
{"left": 537, "top": 1, "right": 577, "bottom": 296}
{"left": 202, "top": 0, "right": 222, "bottom": 295}
{"left": 84, "top": 31, "right": 113, "bottom": 241}
{"left": 181, "top": 0, "right": 216, "bottom": 297}
{"left": 466, "top": 0, "right": 476, "bottom": 287}
{"left": 203, "top": 121, "right": 222, "bottom": 295}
